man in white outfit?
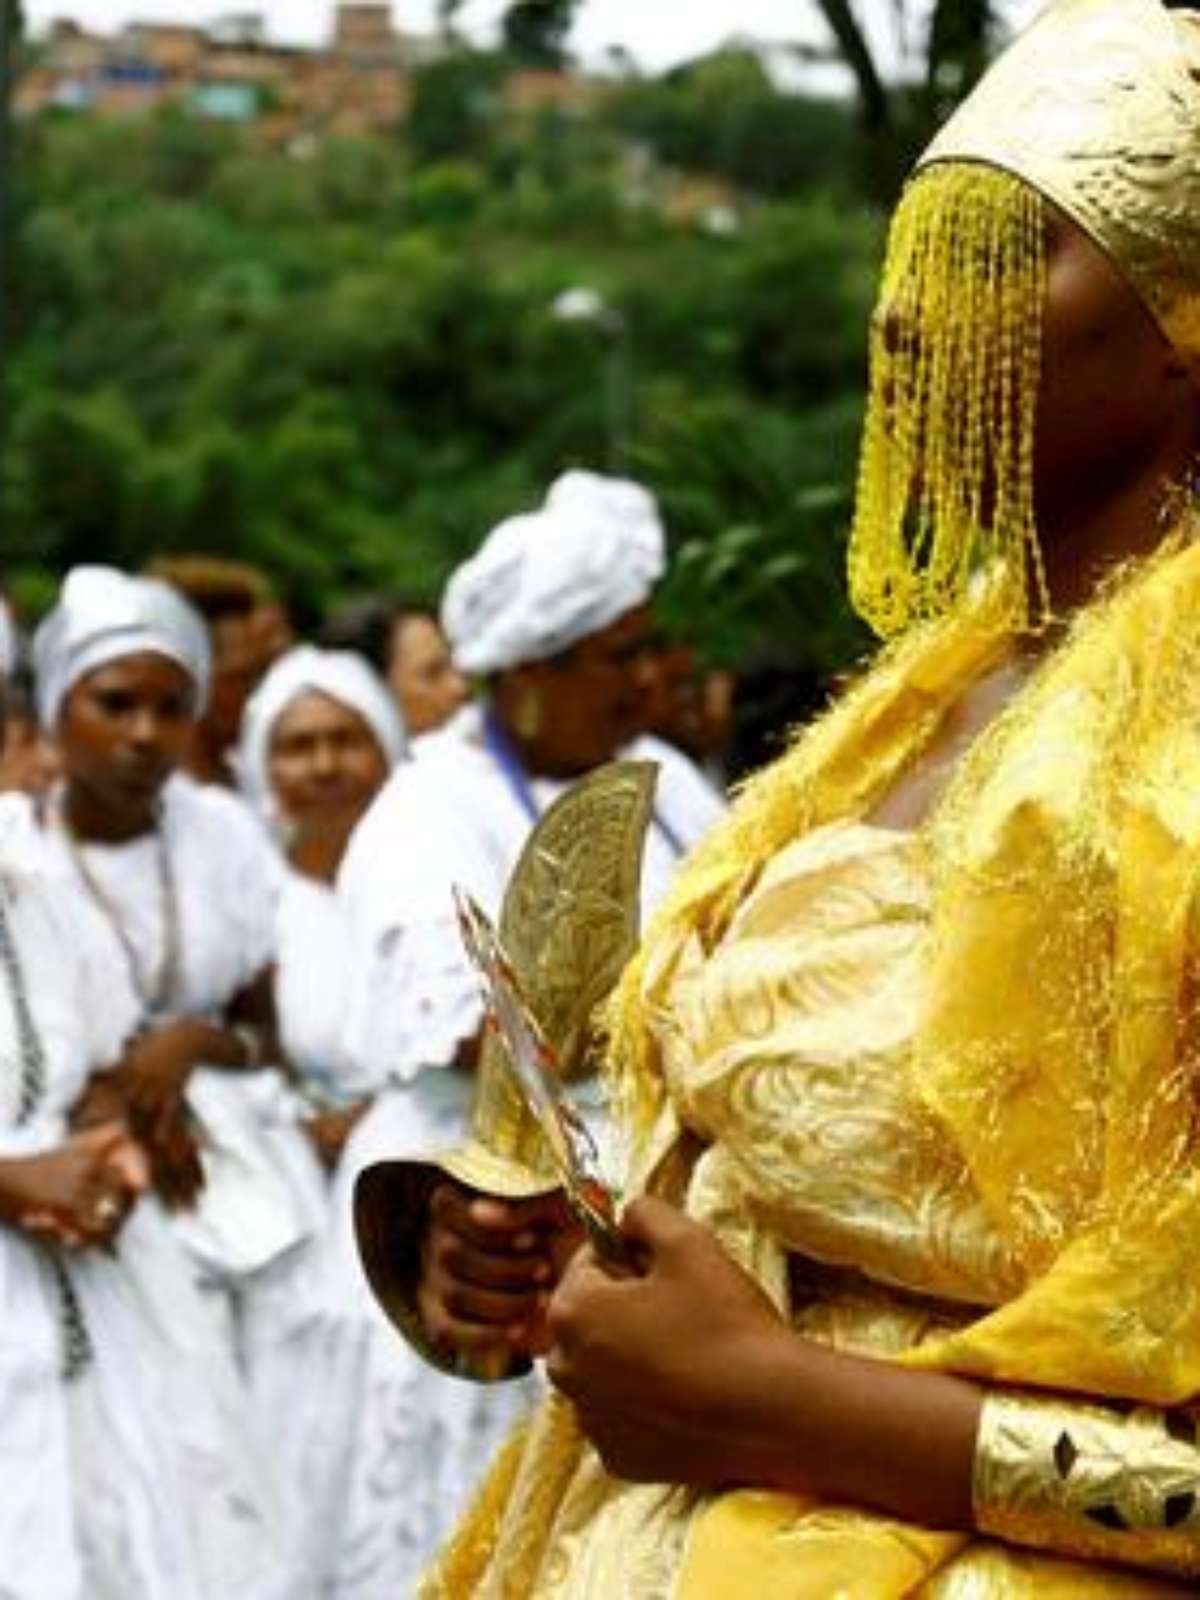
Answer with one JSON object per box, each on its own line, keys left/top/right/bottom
{"left": 328, "top": 472, "right": 725, "bottom": 1595}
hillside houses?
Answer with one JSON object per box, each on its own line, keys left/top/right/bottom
{"left": 16, "top": 5, "right": 420, "bottom": 138}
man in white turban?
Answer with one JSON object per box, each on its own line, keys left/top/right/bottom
{"left": 443, "top": 475, "right": 665, "bottom": 679}
{"left": 323, "top": 471, "right": 726, "bottom": 1597}
{"left": 342, "top": 469, "right": 724, "bottom": 1105}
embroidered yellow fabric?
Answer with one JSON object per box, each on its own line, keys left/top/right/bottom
{"left": 423, "top": 535, "right": 1200, "bottom": 1595}
{"left": 973, "top": 1391, "right": 1200, "bottom": 1576}
{"left": 406, "top": 0, "right": 1200, "bottom": 1583}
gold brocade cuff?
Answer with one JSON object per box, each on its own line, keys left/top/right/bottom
{"left": 973, "top": 1390, "right": 1200, "bottom": 1579}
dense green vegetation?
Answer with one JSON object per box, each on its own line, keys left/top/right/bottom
{"left": 8, "top": 46, "right": 890, "bottom": 673}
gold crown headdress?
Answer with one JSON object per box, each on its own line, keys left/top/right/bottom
{"left": 849, "top": 0, "right": 1200, "bottom": 639}
{"left": 921, "top": 0, "right": 1200, "bottom": 365}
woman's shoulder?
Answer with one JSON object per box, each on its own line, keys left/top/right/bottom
{"left": 0, "top": 790, "right": 38, "bottom": 855}
{"left": 164, "top": 773, "right": 274, "bottom": 844}
{"left": 359, "top": 716, "right": 497, "bottom": 834}
{"left": 411, "top": 703, "right": 494, "bottom": 778}
{"left": 0, "top": 793, "right": 66, "bottom": 893}
{"left": 162, "top": 775, "right": 285, "bottom": 904}
{"left": 628, "top": 734, "right": 727, "bottom": 831}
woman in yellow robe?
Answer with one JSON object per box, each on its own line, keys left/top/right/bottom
{"left": 360, "top": 0, "right": 1200, "bottom": 1590}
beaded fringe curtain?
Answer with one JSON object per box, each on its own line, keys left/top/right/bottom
{"left": 848, "top": 163, "right": 1048, "bottom": 638}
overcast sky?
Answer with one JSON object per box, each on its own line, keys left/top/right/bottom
{"left": 17, "top": 0, "right": 931, "bottom": 75}
{"left": 21, "top": 0, "right": 1045, "bottom": 91}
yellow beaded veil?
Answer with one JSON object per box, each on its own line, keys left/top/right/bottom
{"left": 849, "top": 0, "right": 1200, "bottom": 640}
{"left": 848, "top": 163, "right": 1047, "bottom": 638}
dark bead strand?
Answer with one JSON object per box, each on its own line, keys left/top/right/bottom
{"left": 0, "top": 888, "right": 47, "bottom": 1124}
{"left": 0, "top": 886, "right": 91, "bottom": 1377}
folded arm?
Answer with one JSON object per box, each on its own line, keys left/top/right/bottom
{"left": 545, "top": 1197, "right": 1200, "bottom": 1580}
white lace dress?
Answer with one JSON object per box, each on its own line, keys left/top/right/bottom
{"left": 275, "top": 871, "right": 358, "bottom": 1108}
{"left": 0, "top": 798, "right": 291, "bottom": 1599}
{"left": 35, "top": 778, "right": 348, "bottom": 1592}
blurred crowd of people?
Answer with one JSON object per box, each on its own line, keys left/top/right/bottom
{"left": 0, "top": 470, "right": 756, "bottom": 1598}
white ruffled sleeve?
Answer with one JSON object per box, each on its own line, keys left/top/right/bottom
{"left": 337, "top": 762, "right": 502, "bottom": 1097}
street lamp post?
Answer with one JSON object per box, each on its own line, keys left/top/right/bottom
{"left": 550, "top": 287, "right": 631, "bottom": 473}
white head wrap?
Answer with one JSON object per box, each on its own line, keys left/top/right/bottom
{"left": 442, "top": 471, "right": 666, "bottom": 675}
{"left": 235, "top": 644, "right": 407, "bottom": 819}
{"left": 33, "top": 565, "right": 211, "bottom": 729}
{"left": 544, "top": 468, "right": 662, "bottom": 534}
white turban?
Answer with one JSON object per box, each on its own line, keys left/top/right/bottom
{"left": 34, "top": 566, "right": 211, "bottom": 729}
{"left": 443, "top": 472, "right": 666, "bottom": 676}
{"left": 235, "top": 645, "right": 407, "bottom": 819}
{"left": 544, "top": 468, "right": 662, "bottom": 534}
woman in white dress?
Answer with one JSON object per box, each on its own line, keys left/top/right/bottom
{"left": 237, "top": 644, "right": 406, "bottom": 1148}
{"left": 0, "top": 635, "right": 290, "bottom": 1599}
{"left": 235, "top": 645, "right": 417, "bottom": 1593}
{"left": 31, "top": 567, "right": 339, "bottom": 1591}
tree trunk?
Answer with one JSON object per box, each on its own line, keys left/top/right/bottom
{"left": 812, "top": 0, "right": 892, "bottom": 131}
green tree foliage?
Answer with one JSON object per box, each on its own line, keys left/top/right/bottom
{"left": 2, "top": 0, "right": 22, "bottom": 54}
{"left": 407, "top": 49, "right": 507, "bottom": 165}
{"left": 7, "top": 51, "right": 893, "bottom": 683}
{"left": 605, "top": 51, "right": 857, "bottom": 199}
{"left": 502, "top": 0, "right": 578, "bottom": 68}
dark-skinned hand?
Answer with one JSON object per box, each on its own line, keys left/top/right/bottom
{"left": 144, "top": 1100, "right": 205, "bottom": 1211}
{"left": 69, "top": 1068, "right": 128, "bottom": 1134}
{"left": 545, "top": 1195, "right": 796, "bottom": 1487}
{"left": 112, "top": 1020, "right": 203, "bottom": 1129}
{"left": 417, "top": 1180, "right": 583, "bottom": 1369}
{"left": 110, "top": 1023, "right": 208, "bottom": 1209}
{"left": 0, "top": 1122, "right": 149, "bottom": 1251}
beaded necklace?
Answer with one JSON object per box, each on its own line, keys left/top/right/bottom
{"left": 0, "top": 884, "right": 47, "bottom": 1125}
{"left": 59, "top": 802, "right": 181, "bottom": 1016}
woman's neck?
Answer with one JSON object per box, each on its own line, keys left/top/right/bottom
{"left": 287, "top": 814, "right": 359, "bottom": 885}
{"left": 62, "top": 782, "right": 158, "bottom": 845}
{"left": 1038, "top": 425, "right": 1200, "bottom": 618}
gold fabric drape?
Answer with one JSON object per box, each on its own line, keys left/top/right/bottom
{"left": 424, "top": 536, "right": 1200, "bottom": 1595}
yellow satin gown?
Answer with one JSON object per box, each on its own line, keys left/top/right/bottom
{"left": 420, "top": 536, "right": 1200, "bottom": 1596}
